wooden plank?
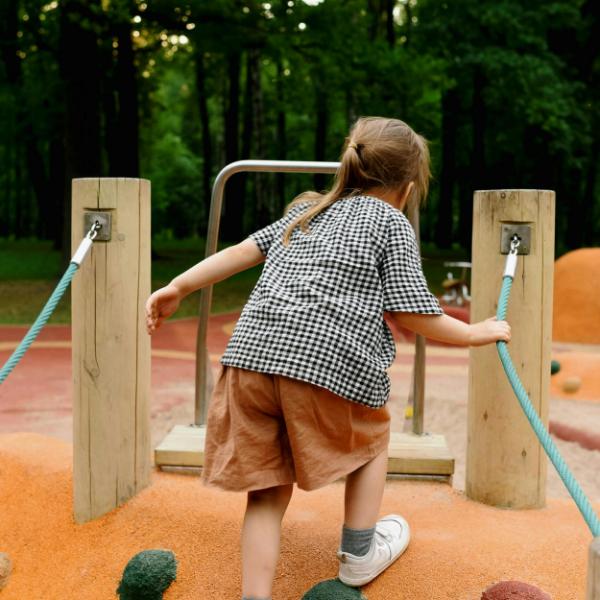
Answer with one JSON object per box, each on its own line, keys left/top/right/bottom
{"left": 466, "top": 190, "right": 555, "bottom": 509}
{"left": 588, "top": 538, "right": 600, "bottom": 600}
{"left": 72, "top": 178, "right": 99, "bottom": 523}
{"left": 388, "top": 432, "right": 454, "bottom": 475}
{"left": 154, "top": 426, "right": 454, "bottom": 477}
{"left": 155, "top": 425, "right": 207, "bottom": 468}
{"left": 136, "top": 179, "right": 152, "bottom": 493}
{"left": 72, "top": 178, "right": 151, "bottom": 524}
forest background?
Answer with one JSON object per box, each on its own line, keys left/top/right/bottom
{"left": 0, "top": 0, "right": 599, "bottom": 268}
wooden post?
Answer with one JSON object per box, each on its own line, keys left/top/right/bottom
{"left": 588, "top": 538, "right": 600, "bottom": 600}
{"left": 466, "top": 190, "right": 555, "bottom": 508}
{"left": 71, "top": 178, "right": 151, "bottom": 524}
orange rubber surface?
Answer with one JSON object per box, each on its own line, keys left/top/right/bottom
{"left": 0, "top": 432, "right": 594, "bottom": 600}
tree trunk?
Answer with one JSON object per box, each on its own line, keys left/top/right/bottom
{"left": 0, "top": 143, "right": 9, "bottom": 237}
{"left": 195, "top": 51, "right": 213, "bottom": 232}
{"left": 276, "top": 59, "right": 287, "bottom": 211}
{"left": 0, "top": 0, "right": 51, "bottom": 239}
{"left": 49, "top": 137, "right": 66, "bottom": 250}
{"left": 386, "top": 0, "right": 395, "bottom": 47}
{"left": 313, "top": 84, "right": 328, "bottom": 192}
{"left": 459, "top": 67, "right": 487, "bottom": 248}
{"left": 114, "top": 12, "right": 139, "bottom": 176}
{"left": 221, "top": 51, "right": 242, "bottom": 241}
{"left": 59, "top": 0, "right": 103, "bottom": 261}
{"left": 102, "top": 45, "right": 119, "bottom": 176}
{"left": 435, "top": 87, "right": 459, "bottom": 248}
{"left": 250, "top": 50, "right": 269, "bottom": 226}
{"left": 582, "top": 135, "right": 599, "bottom": 245}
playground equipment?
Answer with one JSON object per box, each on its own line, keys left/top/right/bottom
{"left": 467, "top": 190, "right": 554, "bottom": 509}
{"left": 466, "top": 189, "right": 599, "bottom": 598}
{"left": 154, "top": 160, "right": 455, "bottom": 479}
{"left": 440, "top": 261, "right": 471, "bottom": 306}
{"left": 71, "top": 178, "right": 152, "bottom": 524}
{"left": 116, "top": 549, "right": 177, "bottom": 600}
{"left": 2, "top": 176, "right": 598, "bottom": 597}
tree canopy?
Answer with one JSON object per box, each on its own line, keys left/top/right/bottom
{"left": 0, "top": 0, "right": 598, "bottom": 259}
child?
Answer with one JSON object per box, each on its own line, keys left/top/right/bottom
{"left": 145, "top": 116, "right": 510, "bottom": 600}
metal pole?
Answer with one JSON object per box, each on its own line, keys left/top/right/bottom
{"left": 405, "top": 202, "right": 426, "bottom": 435}
{"left": 194, "top": 160, "right": 339, "bottom": 425}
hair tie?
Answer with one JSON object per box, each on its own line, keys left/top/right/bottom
{"left": 348, "top": 141, "right": 359, "bottom": 151}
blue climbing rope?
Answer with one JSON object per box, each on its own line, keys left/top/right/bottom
{"left": 496, "top": 244, "right": 600, "bottom": 537}
{"left": 0, "top": 263, "right": 79, "bottom": 384}
{"left": 0, "top": 222, "right": 100, "bottom": 385}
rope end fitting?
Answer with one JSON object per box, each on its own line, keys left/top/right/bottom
{"left": 503, "top": 235, "right": 521, "bottom": 279}
{"left": 71, "top": 221, "right": 102, "bottom": 266}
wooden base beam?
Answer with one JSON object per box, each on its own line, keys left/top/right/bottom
{"left": 154, "top": 425, "right": 454, "bottom": 478}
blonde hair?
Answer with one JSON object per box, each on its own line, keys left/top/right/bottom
{"left": 282, "top": 116, "right": 431, "bottom": 245}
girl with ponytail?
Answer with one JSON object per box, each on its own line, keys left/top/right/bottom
{"left": 145, "top": 116, "right": 510, "bottom": 599}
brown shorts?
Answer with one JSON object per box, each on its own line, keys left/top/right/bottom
{"left": 202, "top": 366, "right": 390, "bottom": 492}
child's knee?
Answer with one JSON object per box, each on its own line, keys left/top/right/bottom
{"left": 247, "top": 484, "right": 293, "bottom": 508}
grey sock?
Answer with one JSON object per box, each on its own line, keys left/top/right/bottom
{"left": 341, "top": 524, "right": 375, "bottom": 557}
{"left": 242, "top": 597, "right": 271, "bottom": 600}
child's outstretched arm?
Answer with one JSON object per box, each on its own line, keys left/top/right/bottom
{"left": 145, "top": 238, "right": 265, "bottom": 335}
{"left": 390, "top": 312, "right": 511, "bottom": 347}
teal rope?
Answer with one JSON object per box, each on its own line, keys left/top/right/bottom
{"left": 0, "top": 262, "right": 79, "bottom": 385}
{"left": 496, "top": 275, "right": 600, "bottom": 536}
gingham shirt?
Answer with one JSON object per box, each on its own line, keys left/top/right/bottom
{"left": 220, "top": 195, "right": 443, "bottom": 408}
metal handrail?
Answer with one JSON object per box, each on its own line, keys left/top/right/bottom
{"left": 193, "top": 159, "right": 426, "bottom": 434}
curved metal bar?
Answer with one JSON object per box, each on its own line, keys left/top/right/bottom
{"left": 194, "top": 159, "right": 427, "bottom": 431}
{"left": 194, "top": 160, "right": 340, "bottom": 425}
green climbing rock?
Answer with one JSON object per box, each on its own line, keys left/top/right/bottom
{"left": 302, "top": 579, "right": 366, "bottom": 599}
{"left": 116, "top": 549, "right": 177, "bottom": 600}
{"left": 551, "top": 360, "right": 561, "bottom": 375}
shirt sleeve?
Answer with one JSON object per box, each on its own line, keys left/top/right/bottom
{"left": 248, "top": 202, "right": 309, "bottom": 256}
{"left": 378, "top": 212, "right": 443, "bottom": 314}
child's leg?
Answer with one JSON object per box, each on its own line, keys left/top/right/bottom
{"left": 344, "top": 448, "right": 388, "bottom": 529}
{"left": 339, "top": 448, "right": 410, "bottom": 587}
{"left": 241, "top": 483, "right": 294, "bottom": 599}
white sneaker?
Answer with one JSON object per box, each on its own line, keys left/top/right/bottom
{"left": 337, "top": 515, "right": 410, "bottom": 587}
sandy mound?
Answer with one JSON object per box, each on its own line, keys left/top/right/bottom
{"left": 553, "top": 248, "right": 600, "bottom": 343}
{"left": 0, "top": 432, "right": 595, "bottom": 599}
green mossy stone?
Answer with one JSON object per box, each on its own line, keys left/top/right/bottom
{"left": 551, "top": 360, "right": 561, "bottom": 375}
{"left": 302, "top": 579, "right": 367, "bottom": 599}
{"left": 116, "top": 549, "right": 177, "bottom": 600}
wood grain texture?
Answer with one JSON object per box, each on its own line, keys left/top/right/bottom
{"left": 155, "top": 427, "right": 455, "bottom": 476}
{"left": 72, "top": 178, "right": 151, "bottom": 524}
{"left": 466, "top": 189, "right": 555, "bottom": 509}
{"left": 588, "top": 538, "right": 600, "bottom": 600}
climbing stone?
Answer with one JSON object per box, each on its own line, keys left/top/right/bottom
{"left": 0, "top": 552, "right": 12, "bottom": 590}
{"left": 562, "top": 376, "right": 582, "bottom": 394}
{"left": 481, "top": 580, "right": 552, "bottom": 599}
{"left": 550, "top": 360, "right": 560, "bottom": 375}
{"left": 116, "top": 549, "right": 177, "bottom": 600}
{"left": 302, "top": 578, "right": 366, "bottom": 599}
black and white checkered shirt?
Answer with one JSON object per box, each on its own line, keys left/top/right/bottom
{"left": 220, "top": 195, "right": 443, "bottom": 408}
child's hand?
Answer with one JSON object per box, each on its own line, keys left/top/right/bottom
{"left": 468, "top": 317, "right": 511, "bottom": 346}
{"left": 145, "top": 284, "right": 182, "bottom": 335}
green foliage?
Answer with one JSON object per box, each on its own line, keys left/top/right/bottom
{"left": 0, "top": 0, "right": 598, "bottom": 249}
